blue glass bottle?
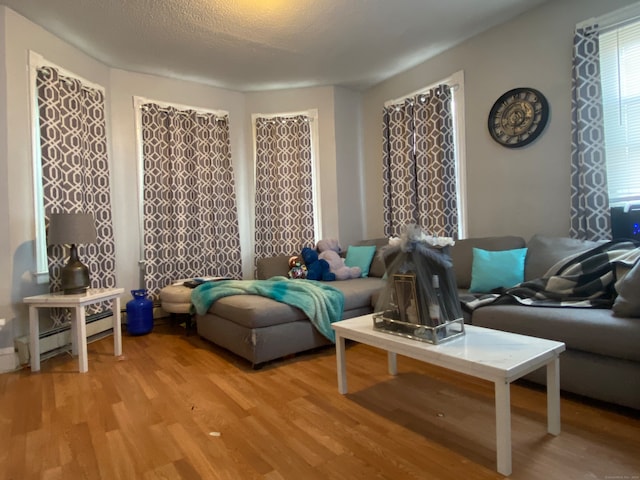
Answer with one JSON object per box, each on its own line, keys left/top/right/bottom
{"left": 126, "top": 289, "right": 153, "bottom": 335}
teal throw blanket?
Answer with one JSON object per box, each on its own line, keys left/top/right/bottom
{"left": 191, "top": 276, "right": 344, "bottom": 342}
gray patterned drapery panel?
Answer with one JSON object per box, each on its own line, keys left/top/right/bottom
{"left": 37, "top": 66, "right": 116, "bottom": 326}
{"left": 382, "top": 85, "right": 457, "bottom": 238}
{"left": 254, "top": 115, "right": 315, "bottom": 264}
{"left": 141, "top": 104, "right": 242, "bottom": 298}
{"left": 570, "top": 24, "right": 611, "bottom": 241}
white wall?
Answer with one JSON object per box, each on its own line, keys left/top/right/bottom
{"left": 0, "top": 9, "right": 13, "bottom": 369}
{"left": 334, "top": 87, "right": 366, "bottom": 247}
{"left": 361, "top": 0, "right": 639, "bottom": 241}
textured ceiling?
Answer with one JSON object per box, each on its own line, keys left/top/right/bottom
{"left": 2, "top": 0, "right": 550, "bottom": 91}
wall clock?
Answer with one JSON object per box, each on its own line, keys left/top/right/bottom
{"left": 488, "top": 87, "right": 549, "bottom": 148}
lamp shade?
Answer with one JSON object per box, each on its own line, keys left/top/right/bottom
{"left": 48, "top": 212, "right": 97, "bottom": 246}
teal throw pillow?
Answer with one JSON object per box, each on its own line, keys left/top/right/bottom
{"left": 469, "top": 247, "right": 528, "bottom": 293}
{"left": 345, "top": 245, "right": 377, "bottom": 278}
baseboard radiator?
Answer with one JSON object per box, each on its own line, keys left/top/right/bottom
{"left": 15, "top": 311, "right": 116, "bottom": 365}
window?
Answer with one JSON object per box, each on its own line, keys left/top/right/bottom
{"left": 134, "top": 97, "right": 242, "bottom": 297}
{"left": 28, "top": 51, "right": 117, "bottom": 328}
{"left": 383, "top": 70, "right": 466, "bottom": 239}
{"left": 600, "top": 13, "right": 640, "bottom": 206}
{"left": 28, "top": 51, "right": 116, "bottom": 295}
{"left": 252, "top": 110, "right": 321, "bottom": 261}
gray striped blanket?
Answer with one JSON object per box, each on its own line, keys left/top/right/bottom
{"left": 460, "top": 240, "right": 640, "bottom": 311}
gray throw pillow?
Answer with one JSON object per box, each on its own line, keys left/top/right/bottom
{"left": 613, "top": 260, "right": 640, "bottom": 317}
{"left": 524, "top": 234, "right": 601, "bottom": 281}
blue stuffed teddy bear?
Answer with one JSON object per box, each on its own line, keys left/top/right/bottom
{"left": 301, "top": 247, "right": 336, "bottom": 281}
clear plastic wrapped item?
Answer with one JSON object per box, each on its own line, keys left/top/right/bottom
{"left": 374, "top": 224, "right": 464, "bottom": 344}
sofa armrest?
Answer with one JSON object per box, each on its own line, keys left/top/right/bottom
{"left": 256, "top": 255, "right": 291, "bottom": 280}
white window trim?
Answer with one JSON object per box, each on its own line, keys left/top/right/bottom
{"left": 132, "top": 96, "right": 230, "bottom": 271}
{"left": 251, "top": 109, "right": 322, "bottom": 242}
{"left": 384, "top": 70, "right": 467, "bottom": 239}
{"left": 28, "top": 51, "right": 106, "bottom": 284}
{"left": 578, "top": 3, "right": 640, "bottom": 31}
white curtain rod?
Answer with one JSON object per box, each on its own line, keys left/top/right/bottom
{"left": 252, "top": 110, "right": 318, "bottom": 121}
{"left": 139, "top": 105, "right": 228, "bottom": 120}
{"left": 577, "top": 3, "right": 640, "bottom": 31}
{"left": 133, "top": 96, "right": 228, "bottom": 117}
{"left": 29, "top": 51, "right": 105, "bottom": 94}
{"left": 384, "top": 70, "right": 463, "bottom": 108}
{"left": 384, "top": 83, "right": 459, "bottom": 108}
{"left": 36, "top": 68, "right": 104, "bottom": 96}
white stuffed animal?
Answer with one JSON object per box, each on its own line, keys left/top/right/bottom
{"left": 316, "top": 238, "right": 362, "bottom": 280}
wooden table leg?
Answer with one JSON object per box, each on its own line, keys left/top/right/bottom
{"left": 29, "top": 306, "right": 40, "bottom": 372}
{"left": 336, "top": 334, "right": 347, "bottom": 394}
{"left": 495, "top": 380, "right": 512, "bottom": 476}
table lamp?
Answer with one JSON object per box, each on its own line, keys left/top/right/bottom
{"left": 47, "top": 212, "right": 97, "bottom": 294}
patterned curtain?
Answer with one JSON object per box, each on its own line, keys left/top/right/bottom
{"left": 382, "top": 85, "right": 457, "bottom": 238}
{"left": 570, "top": 24, "right": 611, "bottom": 240}
{"left": 382, "top": 100, "right": 417, "bottom": 237}
{"left": 254, "top": 115, "right": 315, "bottom": 262}
{"left": 141, "top": 104, "right": 242, "bottom": 299}
{"left": 37, "top": 66, "right": 116, "bottom": 326}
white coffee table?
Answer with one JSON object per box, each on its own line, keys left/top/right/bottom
{"left": 332, "top": 314, "right": 566, "bottom": 476}
{"left": 24, "top": 287, "right": 125, "bottom": 373}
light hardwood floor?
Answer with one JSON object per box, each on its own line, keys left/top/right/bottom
{"left": 1, "top": 321, "right": 639, "bottom": 480}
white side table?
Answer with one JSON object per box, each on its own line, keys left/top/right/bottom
{"left": 24, "top": 287, "right": 125, "bottom": 373}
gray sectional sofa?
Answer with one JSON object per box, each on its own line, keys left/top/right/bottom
{"left": 195, "top": 239, "right": 389, "bottom": 366}
{"left": 450, "top": 234, "right": 640, "bottom": 411}
{"left": 194, "top": 234, "right": 640, "bottom": 410}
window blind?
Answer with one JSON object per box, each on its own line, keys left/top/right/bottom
{"left": 601, "top": 20, "right": 640, "bottom": 204}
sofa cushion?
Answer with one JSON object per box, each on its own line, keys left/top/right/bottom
{"left": 450, "top": 236, "right": 526, "bottom": 289}
{"left": 471, "top": 305, "right": 640, "bottom": 362}
{"left": 256, "top": 255, "right": 291, "bottom": 280}
{"left": 469, "top": 247, "right": 527, "bottom": 293}
{"left": 613, "top": 259, "right": 640, "bottom": 317}
{"left": 206, "top": 277, "right": 385, "bottom": 329}
{"left": 524, "top": 234, "right": 601, "bottom": 281}
{"left": 256, "top": 239, "right": 390, "bottom": 280}
{"left": 209, "top": 294, "right": 307, "bottom": 329}
{"left": 354, "top": 238, "right": 389, "bottom": 278}
{"left": 331, "top": 277, "right": 386, "bottom": 311}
